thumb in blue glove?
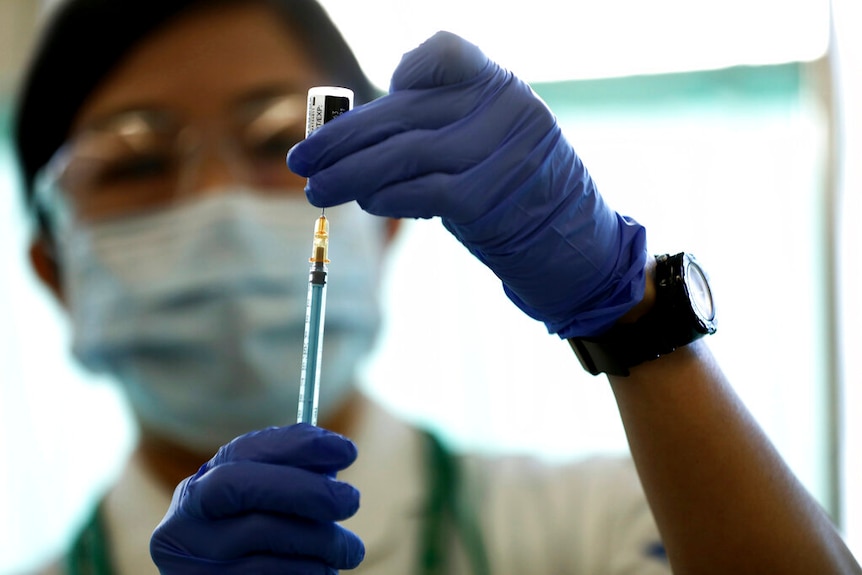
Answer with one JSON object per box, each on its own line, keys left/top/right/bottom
{"left": 288, "top": 31, "right": 647, "bottom": 338}
{"left": 150, "top": 424, "right": 364, "bottom": 574}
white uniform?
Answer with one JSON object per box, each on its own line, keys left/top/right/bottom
{"left": 43, "top": 399, "right": 671, "bottom": 575}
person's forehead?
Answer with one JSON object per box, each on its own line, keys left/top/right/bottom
{"left": 72, "top": 2, "right": 326, "bottom": 132}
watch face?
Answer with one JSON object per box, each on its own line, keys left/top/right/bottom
{"left": 685, "top": 259, "right": 715, "bottom": 322}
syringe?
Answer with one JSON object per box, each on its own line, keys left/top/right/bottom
{"left": 296, "top": 86, "right": 353, "bottom": 426}
{"left": 297, "top": 213, "right": 329, "bottom": 425}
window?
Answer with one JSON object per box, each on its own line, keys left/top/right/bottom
{"left": 833, "top": 0, "right": 862, "bottom": 558}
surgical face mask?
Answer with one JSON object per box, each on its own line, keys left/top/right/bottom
{"left": 55, "top": 190, "right": 385, "bottom": 454}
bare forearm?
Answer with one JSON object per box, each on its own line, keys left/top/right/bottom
{"left": 609, "top": 341, "right": 860, "bottom": 574}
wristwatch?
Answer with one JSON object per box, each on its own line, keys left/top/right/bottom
{"left": 568, "top": 252, "right": 717, "bottom": 376}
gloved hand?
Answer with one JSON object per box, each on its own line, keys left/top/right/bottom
{"left": 288, "top": 31, "right": 647, "bottom": 338}
{"left": 150, "top": 424, "right": 364, "bottom": 574}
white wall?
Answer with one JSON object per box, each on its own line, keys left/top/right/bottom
{"left": 319, "top": 0, "right": 829, "bottom": 85}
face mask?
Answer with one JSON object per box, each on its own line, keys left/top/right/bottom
{"left": 56, "top": 190, "right": 385, "bottom": 454}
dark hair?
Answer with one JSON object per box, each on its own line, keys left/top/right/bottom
{"left": 11, "top": 0, "right": 380, "bottom": 223}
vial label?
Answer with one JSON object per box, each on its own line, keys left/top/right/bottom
{"left": 306, "top": 87, "right": 354, "bottom": 136}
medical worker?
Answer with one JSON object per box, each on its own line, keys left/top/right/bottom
{"left": 11, "top": 0, "right": 860, "bottom": 574}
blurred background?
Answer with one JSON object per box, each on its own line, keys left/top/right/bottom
{"left": 0, "top": 0, "right": 859, "bottom": 572}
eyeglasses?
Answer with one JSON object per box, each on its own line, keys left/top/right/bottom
{"left": 35, "top": 92, "right": 308, "bottom": 225}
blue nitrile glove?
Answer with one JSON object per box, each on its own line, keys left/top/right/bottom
{"left": 288, "top": 31, "right": 648, "bottom": 338}
{"left": 150, "top": 424, "right": 364, "bottom": 575}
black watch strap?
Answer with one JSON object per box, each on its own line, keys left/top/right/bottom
{"left": 568, "top": 253, "right": 716, "bottom": 376}
{"left": 568, "top": 315, "right": 668, "bottom": 377}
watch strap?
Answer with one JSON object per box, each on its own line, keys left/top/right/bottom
{"left": 568, "top": 252, "right": 714, "bottom": 376}
{"left": 568, "top": 312, "right": 669, "bottom": 376}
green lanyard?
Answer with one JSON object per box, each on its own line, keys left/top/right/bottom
{"left": 67, "top": 432, "right": 489, "bottom": 575}
{"left": 65, "top": 505, "right": 111, "bottom": 575}
{"left": 419, "top": 431, "right": 491, "bottom": 575}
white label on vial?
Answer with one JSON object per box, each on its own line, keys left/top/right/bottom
{"left": 306, "top": 87, "right": 354, "bottom": 136}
